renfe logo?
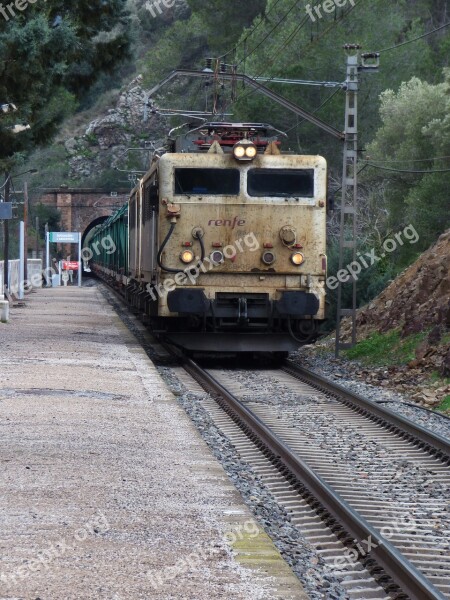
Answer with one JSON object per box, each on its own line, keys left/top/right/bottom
{"left": 208, "top": 216, "right": 246, "bottom": 229}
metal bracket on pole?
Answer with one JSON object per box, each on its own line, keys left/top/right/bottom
{"left": 146, "top": 69, "right": 345, "bottom": 140}
{"left": 335, "top": 46, "right": 360, "bottom": 357}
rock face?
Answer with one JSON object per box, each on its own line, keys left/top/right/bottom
{"left": 353, "top": 230, "right": 450, "bottom": 339}
{"left": 339, "top": 231, "right": 450, "bottom": 408}
{"left": 65, "top": 75, "right": 167, "bottom": 180}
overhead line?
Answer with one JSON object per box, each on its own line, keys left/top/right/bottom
{"left": 234, "top": 0, "right": 362, "bottom": 107}
{"left": 236, "top": 0, "right": 306, "bottom": 67}
{"left": 365, "top": 156, "right": 450, "bottom": 164}
{"left": 364, "top": 163, "right": 450, "bottom": 174}
{"left": 216, "top": 0, "right": 285, "bottom": 60}
{"left": 284, "top": 86, "right": 342, "bottom": 134}
{"left": 377, "top": 21, "right": 450, "bottom": 53}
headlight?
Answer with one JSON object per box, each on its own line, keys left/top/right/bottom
{"left": 245, "top": 145, "right": 257, "bottom": 158}
{"left": 291, "top": 252, "right": 305, "bottom": 266}
{"left": 233, "top": 141, "right": 257, "bottom": 161}
{"left": 180, "top": 250, "right": 195, "bottom": 264}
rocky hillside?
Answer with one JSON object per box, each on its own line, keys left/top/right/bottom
{"left": 335, "top": 230, "right": 450, "bottom": 408}
{"left": 65, "top": 76, "right": 167, "bottom": 181}
{"left": 351, "top": 230, "right": 449, "bottom": 344}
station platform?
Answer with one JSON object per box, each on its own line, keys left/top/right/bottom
{"left": 0, "top": 287, "right": 308, "bottom": 600}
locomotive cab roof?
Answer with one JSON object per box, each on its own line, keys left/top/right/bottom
{"left": 170, "top": 122, "right": 286, "bottom": 154}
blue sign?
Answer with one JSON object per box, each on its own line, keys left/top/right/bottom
{"left": 49, "top": 232, "right": 80, "bottom": 243}
{"left": 0, "top": 203, "right": 12, "bottom": 219}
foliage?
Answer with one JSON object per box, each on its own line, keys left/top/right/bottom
{"left": 324, "top": 236, "right": 398, "bottom": 331}
{"left": 437, "top": 395, "right": 450, "bottom": 412}
{"left": 0, "top": 0, "right": 131, "bottom": 166}
{"left": 33, "top": 203, "right": 62, "bottom": 236}
{"left": 230, "top": 0, "right": 444, "bottom": 169}
{"left": 365, "top": 69, "right": 450, "bottom": 259}
{"left": 344, "top": 329, "right": 428, "bottom": 366}
{"left": 141, "top": 13, "right": 208, "bottom": 86}
{"left": 186, "top": 0, "right": 266, "bottom": 51}
{"left": 3, "top": 0, "right": 450, "bottom": 314}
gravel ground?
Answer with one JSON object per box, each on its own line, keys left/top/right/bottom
{"left": 96, "top": 286, "right": 346, "bottom": 599}
{"left": 290, "top": 347, "right": 450, "bottom": 440}
{"left": 219, "top": 367, "right": 450, "bottom": 549}
{"left": 94, "top": 280, "right": 449, "bottom": 598}
{"left": 1, "top": 287, "right": 288, "bottom": 600}
{"left": 159, "top": 368, "right": 350, "bottom": 600}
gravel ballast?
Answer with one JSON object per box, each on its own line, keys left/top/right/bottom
{"left": 290, "top": 348, "right": 450, "bottom": 440}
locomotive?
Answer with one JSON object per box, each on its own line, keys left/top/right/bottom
{"left": 88, "top": 122, "right": 327, "bottom": 354}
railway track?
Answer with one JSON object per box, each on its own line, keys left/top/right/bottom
{"left": 99, "top": 283, "right": 450, "bottom": 599}
{"left": 180, "top": 358, "right": 450, "bottom": 600}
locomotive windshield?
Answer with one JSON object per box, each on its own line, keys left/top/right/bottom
{"left": 247, "top": 169, "right": 314, "bottom": 197}
{"left": 175, "top": 168, "right": 240, "bottom": 195}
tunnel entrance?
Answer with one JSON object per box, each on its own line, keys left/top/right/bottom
{"left": 81, "top": 216, "right": 109, "bottom": 250}
{"left": 81, "top": 216, "right": 109, "bottom": 276}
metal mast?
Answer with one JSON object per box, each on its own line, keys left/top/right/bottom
{"left": 335, "top": 45, "right": 360, "bottom": 355}
{"left": 335, "top": 47, "right": 379, "bottom": 356}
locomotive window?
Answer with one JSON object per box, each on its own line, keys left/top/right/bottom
{"left": 247, "top": 169, "right": 314, "bottom": 197}
{"left": 174, "top": 168, "right": 240, "bottom": 195}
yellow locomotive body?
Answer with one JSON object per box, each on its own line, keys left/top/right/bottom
{"left": 125, "top": 123, "right": 327, "bottom": 353}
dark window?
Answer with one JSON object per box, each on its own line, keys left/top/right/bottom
{"left": 247, "top": 169, "right": 314, "bottom": 197}
{"left": 143, "top": 181, "right": 158, "bottom": 222}
{"left": 175, "top": 168, "right": 240, "bottom": 195}
{"left": 129, "top": 197, "right": 136, "bottom": 230}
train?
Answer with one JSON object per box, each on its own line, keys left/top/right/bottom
{"left": 88, "top": 122, "right": 328, "bottom": 355}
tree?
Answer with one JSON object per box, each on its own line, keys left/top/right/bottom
{"left": 365, "top": 70, "right": 450, "bottom": 254}
{"left": 0, "top": 0, "right": 131, "bottom": 167}
{"left": 187, "top": 0, "right": 266, "bottom": 52}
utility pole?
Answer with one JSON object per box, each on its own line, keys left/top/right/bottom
{"left": 3, "top": 172, "right": 10, "bottom": 294}
{"left": 23, "top": 181, "right": 28, "bottom": 281}
{"left": 35, "top": 216, "right": 39, "bottom": 258}
{"left": 335, "top": 46, "right": 379, "bottom": 357}
{"left": 44, "top": 222, "right": 49, "bottom": 286}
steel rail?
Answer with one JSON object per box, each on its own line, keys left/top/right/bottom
{"left": 183, "top": 357, "right": 447, "bottom": 600}
{"left": 283, "top": 363, "right": 450, "bottom": 462}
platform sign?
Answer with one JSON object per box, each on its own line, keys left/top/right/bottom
{"left": 62, "top": 261, "right": 79, "bottom": 271}
{"left": 46, "top": 231, "right": 82, "bottom": 288}
{"left": 49, "top": 232, "right": 79, "bottom": 243}
{"left": 0, "top": 203, "right": 13, "bottom": 220}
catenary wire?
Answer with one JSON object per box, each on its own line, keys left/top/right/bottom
{"left": 284, "top": 86, "right": 342, "bottom": 135}
{"left": 364, "top": 156, "right": 450, "bottom": 164}
{"left": 364, "top": 163, "right": 450, "bottom": 174}
{"left": 377, "top": 21, "right": 450, "bottom": 54}
{"left": 233, "top": 0, "right": 363, "bottom": 107}
{"left": 235, "top": 0, "right": 307, "bottom": 67}
{"left": 216, "top": 0, "right": 286, "bottom": 61}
